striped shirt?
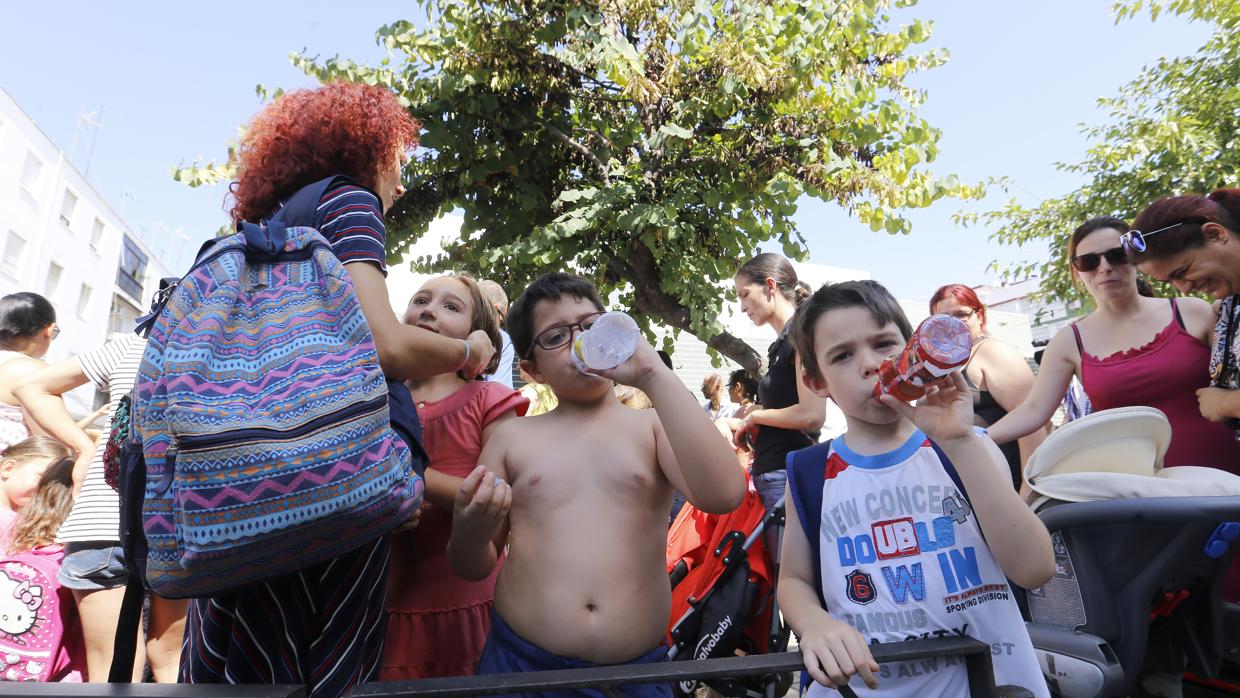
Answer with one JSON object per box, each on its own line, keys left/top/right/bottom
{"left": 56, "top": 335, "right": 146, "bottom": 543}
{"left": 313, "top": 180, "right": 388, "bottom": 274}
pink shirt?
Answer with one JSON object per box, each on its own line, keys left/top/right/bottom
{"left": 1073, "top": 299, "right": 1240, "bottom": 473}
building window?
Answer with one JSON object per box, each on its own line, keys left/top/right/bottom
{"left": 90, "top": 218, "right": 106, "bottom": 250}
{"left": 19, "top": 152, "right": 43, "bottom": 207}
{"left": 116, "top": 235, "right": 148, "bottom": 302}
{"left": 1, "top": 231, "right": 26, "bottom": 277}
{"left": 60, "top": 189, "right": 78, "bottom": 227}
{"left": 45, "top": 262, "right": 63, "bottom": 298}
{"left": 109, "top": 293, "right": 141, "bottom": 336}
{"left": 77, "top": 284, "right": 93, "bottom": 319}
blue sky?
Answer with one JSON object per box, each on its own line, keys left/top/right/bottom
{"left": 0, "top": 1, "right": 1212, "bottom": 302}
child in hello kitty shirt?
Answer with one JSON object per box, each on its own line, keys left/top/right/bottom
{"left": 0, "top": 440, "right": 85, "bottom": 682}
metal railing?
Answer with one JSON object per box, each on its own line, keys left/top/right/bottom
{"left": 348, "top": 636, "right": 1032, "bottom": 698}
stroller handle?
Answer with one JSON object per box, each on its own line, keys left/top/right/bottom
{"left": 1037, "top": 496, "right": 1240, "bottom": 531}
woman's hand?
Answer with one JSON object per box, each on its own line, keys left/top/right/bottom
{"left": 877, "top": 371, "right": 974, "bottom": 443}
{"left": 732, "top": 414, "right": 760, "bottom": 451}
{"left": 462, "top": 330, "right": 497, "bottom": 379}
{"left": 1197, "top": 386, "right": 1240, "bottom": 422}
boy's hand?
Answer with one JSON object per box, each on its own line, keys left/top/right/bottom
{"left": 799, "top": 616, "right": 879, "bottom": 690}
{"left": 591, "top": 339, "right": 664, "bottom": 390}
{"left": 453, "top": 465, "right": 510, "bottom": 546}
{"left": 877, "top": 371, "right": 974, "bottom": 443}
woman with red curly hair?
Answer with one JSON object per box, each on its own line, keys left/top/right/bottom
{"left": 929, "top": 284, "right": 1044, "bottom": 493}
{"left": 179, "top": 83, "right": 494, "bottom": 698}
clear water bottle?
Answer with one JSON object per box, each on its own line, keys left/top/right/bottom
{"left": 873, "top": 314, "right": 973, "bottom": 401}
{"left": 570, "top": 311, "right": 640, "bottom": 373}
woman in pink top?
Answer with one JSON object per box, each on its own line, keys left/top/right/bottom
{"left": 988, "top": 217, "right": 1240, "bottom": 474}
{"left": 381, "top": 275, "right": 528, "bottom": 680}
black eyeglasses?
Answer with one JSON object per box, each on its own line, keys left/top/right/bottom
{"left": 50, "top": 325, "right": 60, "bottom": 340}
{"left": 525, "top": 311, "right": 605, "bottom": 358}
{"left": 1120, "top": 221, "right": 1189, "bottom": 253}
{"left": 1071, "top": 246, "right": 1130, "bottom": 273}
{"left": 945, "top": 308, "right": 976, "bottom": 321}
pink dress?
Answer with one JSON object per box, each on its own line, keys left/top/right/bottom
{"left": 380, "top": 381, "right": 528, "bottom": 680}
{"left": 1072, "top": 298, "right": 1240, "bottom": 473}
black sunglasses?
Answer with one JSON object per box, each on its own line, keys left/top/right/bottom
{"left": 1071, "top": 246, "right": 1130, "bottom": 273}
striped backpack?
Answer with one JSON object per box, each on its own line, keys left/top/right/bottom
{"left": 129, "top": 179, "right": 424, "bottom": 599}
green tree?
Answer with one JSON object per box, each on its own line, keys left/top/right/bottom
{"left": 179, "top": 0, "right": 979, "bottom": 373}
{"left": 963, "top": 0, "right": 1240, "bottom": 305}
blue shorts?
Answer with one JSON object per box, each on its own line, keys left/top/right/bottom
{"left": 58, "top": 541, "right": 128, "bottom": 591}
{"left": 477, "top": 611, "right": 673, "bottom": 698}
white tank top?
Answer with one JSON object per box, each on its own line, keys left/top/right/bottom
{"left": 808, "top": 430, "right": 1048, "bottom": 698}
{"left": 0, "top": 351, "right": 30, "bottom": 450}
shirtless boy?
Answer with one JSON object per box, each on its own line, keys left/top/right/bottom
{"left": 447, "top": 272, "right": 744, "bottom": 694}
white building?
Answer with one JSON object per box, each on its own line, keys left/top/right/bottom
{"left": 0, "top": 88, "right": 168, "bottom": 414}
{"left": 974, "top": 279, "right": 1086, "bottom": 348}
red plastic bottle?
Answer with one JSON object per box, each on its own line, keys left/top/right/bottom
{"left": 873, "top": 314, "right": 973, "bottom": 401}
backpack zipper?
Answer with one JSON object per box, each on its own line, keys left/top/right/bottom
{"left": 174, "top": 393, "right": 387, "bottom": 452}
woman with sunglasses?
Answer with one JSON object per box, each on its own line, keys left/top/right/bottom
{"left": 1130, "top": 189, "right": 1240, "bottom": 445}
{"left": 0, "top": 292, "right": 58, "bottom": 450}
{"left": 988, "top": 217, "right": 1240, "bottom": 473}
{"left": 929, "top": 284, "right": 1044, "bottom": 493}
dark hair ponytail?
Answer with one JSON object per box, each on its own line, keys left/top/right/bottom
{"left": 0, "top": 293, "right": 55, "bottom": 347}
{"left": 794, "top": 281, "right": 811, "bottom": 306}
{"left": 736, "top": 253, "right": 805, "bottom": 305}
{"left": 1207, "top": 188, "right": 1240, "bottom": 225}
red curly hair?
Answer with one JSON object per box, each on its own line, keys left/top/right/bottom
{"left": 229, "top": 83, "right": 420, "bottom": 223}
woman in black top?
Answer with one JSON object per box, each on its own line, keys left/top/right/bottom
{"left": 731, "top": 253, "right": 827, "bottom": 515}
{"left": 929, "top": 284, "right": 1043, "bottom": 494}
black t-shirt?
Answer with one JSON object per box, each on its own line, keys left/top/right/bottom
{"left": 753, "top": 331, "right": 815, "bottom": 475}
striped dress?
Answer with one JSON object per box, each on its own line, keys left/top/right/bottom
{"left": 179, "top": 178, "right": 398, "bottom": 698}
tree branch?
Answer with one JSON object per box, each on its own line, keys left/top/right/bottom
{"left": 545, "top": 125, "right": 611, "bottom": 185}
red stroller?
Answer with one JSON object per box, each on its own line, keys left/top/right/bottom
{"left": 666, "top": 486, "right": 791, "bottom": 698}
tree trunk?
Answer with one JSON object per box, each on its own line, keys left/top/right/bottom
{"left": 607, "top": 243, "right": 763, "bottom": 376}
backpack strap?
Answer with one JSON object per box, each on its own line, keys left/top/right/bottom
{"left": 928, "top": 439, "right": 972, "bottom": 508}
{"left": 785, "top": 440, "right": 834, "bottom": 609}
{"left": 269, "top": 176, "right": 343, "bottom": 228}
{"left": 107, "top": 574, "right": 144, "bottom": 682}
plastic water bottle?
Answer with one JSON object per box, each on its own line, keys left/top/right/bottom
{"left": 873, "top": 314, "right": 973, "bottom": 401}
{"left": 570, "top": 311, "right": 640, "bottom": 373}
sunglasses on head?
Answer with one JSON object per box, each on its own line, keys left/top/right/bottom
{"left": 1071, "top": 246, "right": 1130, "bottom": 273}
{"left": 1120, "top": 221, "right": 1189, "bottom": 254}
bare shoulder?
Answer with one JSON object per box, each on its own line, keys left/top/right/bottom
{"left": 0, "top": 354, "right": 44, "bottom": 378}
{"left": 977, "top": 336, "right": 1027, "bottom": 366}
{"left": 1177, "top": 295, "right": 1216, "bottom": 322}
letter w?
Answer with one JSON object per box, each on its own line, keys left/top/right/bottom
{"left": 881, "top": 563, "right": 927, "bottom": 603}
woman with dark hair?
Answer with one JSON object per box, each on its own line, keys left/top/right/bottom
{"left": 731, "top": 253, "right": 827, "bottom": 515}
{"left": 1130, "top": 189, "right": 1240, "bottom": 438}
{"left": 177, "top": 82, "right": 494, "bottom": 698}
{"left": 929, "top": 284, "right": 1044, "bottom": 492}
{"left": 988, "top": 217, "right": 1240, "bottom": 474}
{"left": 726, "top": 369, "right": 758, "bottom": 413}
{"left": 0, "top": 292, "right": 57, "bottom": 450}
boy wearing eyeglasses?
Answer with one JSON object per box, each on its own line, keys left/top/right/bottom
{"left": 447, "top": 272, "right": 744, "bottom": 694}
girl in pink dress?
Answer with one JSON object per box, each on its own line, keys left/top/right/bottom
{"left": 381, "top": 274, "right": 528, "bottom": 680}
